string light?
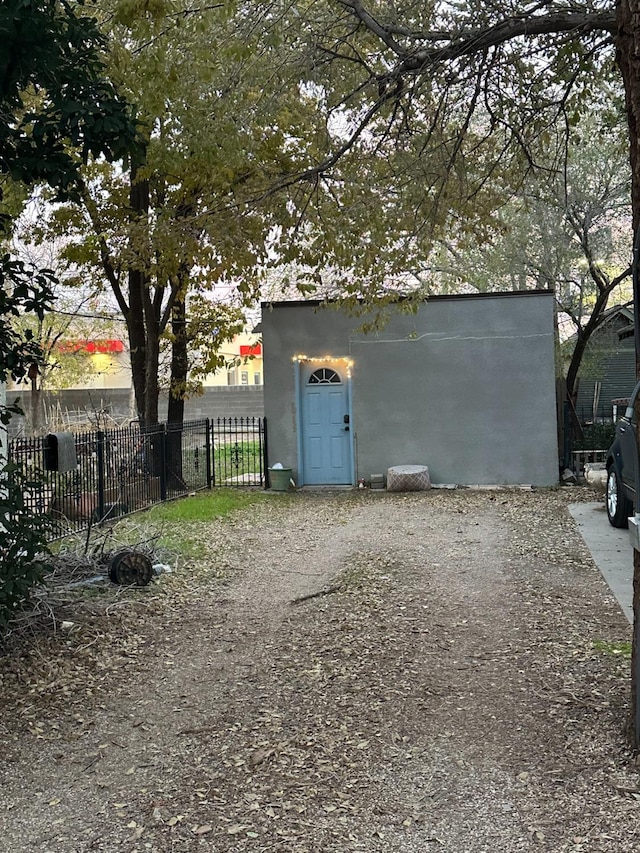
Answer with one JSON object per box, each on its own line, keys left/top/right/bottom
{"left": 292, "top": 354, "right": 353, "bottom": 366}
{"left": 291, "top": 354, "right": 354, "bottom": 377}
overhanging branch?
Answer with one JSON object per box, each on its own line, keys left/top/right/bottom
{"left": 338, "top": 5, "right": 616, "bottom": 72}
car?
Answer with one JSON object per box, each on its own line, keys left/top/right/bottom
{"left": 605, "top": 382, "right": 640, "bottom": 527}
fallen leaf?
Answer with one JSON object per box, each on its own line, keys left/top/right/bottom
{"left": 250, "top": 747, "right": 273, "bottom": 765}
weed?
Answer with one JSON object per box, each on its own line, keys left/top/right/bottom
{"left": 592, "top": 639, "right": 632, "bottom": 658}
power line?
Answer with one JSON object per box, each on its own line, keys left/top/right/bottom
{"left": 51, "top": 309, "right": 125, "bottom": 321}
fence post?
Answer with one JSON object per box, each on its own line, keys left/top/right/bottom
{"left": 212, "top": 419, "right": 219, "bottom": 487}
{"left": 262, "top": 417, "right": 268, "bottom": 490}
{"left": 96, "top": 430, "right": 105, "bottom": 522}
{"left": 205, "top": 418, "right": 212, "bottom": 489}
{"left": 159, "top": 423, "right": 167, "bottom": 501}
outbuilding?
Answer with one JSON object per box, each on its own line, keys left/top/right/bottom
{"left": 260, "top": 290, "right": 558, "bottom": 488}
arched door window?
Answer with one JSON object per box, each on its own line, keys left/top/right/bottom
{"left": 308, "top": 367, "right": 341, "bottom": 385}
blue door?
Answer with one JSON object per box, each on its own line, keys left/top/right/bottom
{"left": 300, "top": 362, "right": 352, "bottom": 485}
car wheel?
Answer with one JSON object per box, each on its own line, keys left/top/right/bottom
{"left": 606, "top": 466, "right": 632, "bottom": 528}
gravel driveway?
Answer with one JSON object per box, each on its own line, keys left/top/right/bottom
{"left": 0, "top": 487, "right": 638, "bottom": 852}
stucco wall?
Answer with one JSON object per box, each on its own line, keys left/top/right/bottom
{"left": 261, "top": 292, "right": 558, "bottom": 486}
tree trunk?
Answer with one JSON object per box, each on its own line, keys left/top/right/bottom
{"left": 143, "top": 314, "right": 160, "bottom": 427}
{"left": 615, "top": 0, "right": 640, "bottom": 748}
{"left": 127, "top": 159, "right": 155, "bottom": 426}
{"left": 128, "top": 266, "right": 146, "bottom": 425}
{"left": 166, "top": 289, "right": 188, "bottom": 490}
{"left": 565, "top": 287, "right": 613, "bottom": 404}
{"left": 166, "top": 290, "right": 187, "bottom": 427}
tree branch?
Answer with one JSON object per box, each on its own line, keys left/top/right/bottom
{"left": 337, "top": 6, "right": 616, "bottom": 72}
{"left": 78, "top": 179, "right": 128, "bottom": 318}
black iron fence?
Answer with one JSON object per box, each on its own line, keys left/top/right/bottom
{"left": 8, "top": 417, "right": 267, "bottom": 540}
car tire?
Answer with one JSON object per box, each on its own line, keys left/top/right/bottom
{"left": 606, "top": 466, "right": 632, "bottom": 528}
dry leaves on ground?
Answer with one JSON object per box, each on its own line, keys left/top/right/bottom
{"left": 0, "top": 486, "right": 638, "bottom": 852}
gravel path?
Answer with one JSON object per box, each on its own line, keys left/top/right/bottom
{"left": 0, "top": 487, "right": 639, "bottom": 852}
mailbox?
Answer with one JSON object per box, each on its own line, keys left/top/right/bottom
{"left": 44, "top": 432, "right": 77, "bottom": 473}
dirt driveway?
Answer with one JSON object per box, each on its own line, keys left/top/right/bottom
{"left": 0, "top": 487, "right": 639, "bottom": 852}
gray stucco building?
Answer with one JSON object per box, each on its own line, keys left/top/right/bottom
{"left": 261, "top": 290, "right": 558, "bottom": 487}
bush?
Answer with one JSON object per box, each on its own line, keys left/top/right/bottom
{"left": 0, "top": 463, "right": 53, "bottom": 629}
{"left": 573, "top": 422, "right": 617, "bottom": 451}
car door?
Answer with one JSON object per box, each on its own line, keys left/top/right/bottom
{"left": 618, "top": 415, "right": 638, "bottom": 497}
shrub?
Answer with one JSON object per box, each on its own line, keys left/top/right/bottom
{"left": 0, "top": 463, "right": 53, "bottom": 629}
{"left": 573, "top": 422, "right": 617, "bottom": 451}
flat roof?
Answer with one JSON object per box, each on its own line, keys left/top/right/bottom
{"left": 260, "top": 289, "right": 554, "bottom": 309}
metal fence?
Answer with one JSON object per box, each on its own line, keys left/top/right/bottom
{"left": 8, "top": 417, "right": 267, "bottom": 540}
{"left": 573, "top": 403, "right": 616, "bottom": 425}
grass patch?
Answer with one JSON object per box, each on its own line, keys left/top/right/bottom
{"left": 213, "top": 440, "right": 264, "bottom": 484}
{"left": 138, "top": 490, "right": 268, "bottom": 562}
{"left": 593, "top": 639, "right": 632, "bottom": 658}
{"left": 57, "top": 489, "right": 268, "bottom": 566}
{"left": 144, "top": 488, "right": 266, "bottom": 523}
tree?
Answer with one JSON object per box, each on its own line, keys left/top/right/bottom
{"left": 0, "top": 0, "right": 138, "bottom": 625}
{"left": 0, "top": 0, "right": 139, "bottom": 202}
{"left": 35, "top": 0, "right": 324, "bottom": 427}
{"left": 11, "top": 293, "right": 124, "bottom": 432}
{"left": 422, "top": 115, "right": 632, "bottom": 409}
{"left": 0, "top": 0, "right": 139, "bottom": 418}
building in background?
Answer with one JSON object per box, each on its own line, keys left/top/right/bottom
{"left": 571, "top": 305, "right": 635, "bottom": 423}
{"left": 6, "top": 328, "right": 265, "bottom": 435}
{"left": 7, "top": 331, "right": 264, "bottom": 393}
{"left": 204, "top": 333, "right": 263, "bottom": 387}
{"left": 56, "top": 338, "right": 132, "bottom": 389}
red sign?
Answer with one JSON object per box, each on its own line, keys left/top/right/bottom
{"left": 59, "top": 340, "right": 125, "bottom": 354}
{"left": 239, "top": 343, "right": 262, "bottom": 357}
